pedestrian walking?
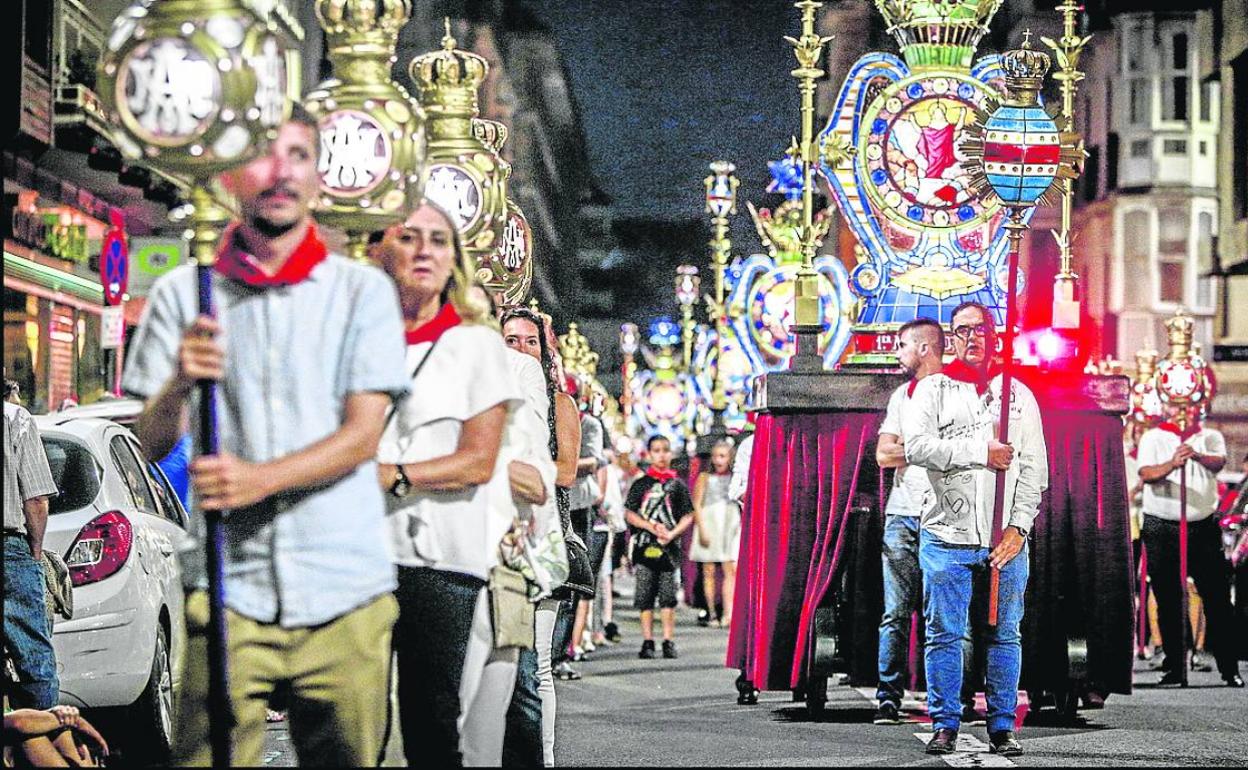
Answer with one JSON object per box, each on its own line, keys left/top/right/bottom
{"left": 4, "top": 399, "right": 60, "bottom": 710}
{"left": 126, "top": 110, "right": 411, "bottom": 767}
{"left": 1136, "top": 414, "right": 1243, "bottom": 688}
{"left": 566, "top": 390, "right": 608, "bottom": 663}
{"left": 902, "top": 302, "right": 1048, "bottom": 757}
{"left": 373, "top": 200, "right": 523, "bottom": 767}
{"left": 689, "top": 440, "right": 740, "bottom": 629}
{"left": 626, "top": 435, "right": 696, "bottom": 660}
{"left": 499, "top": 306, "right": 576, "bottom": 767}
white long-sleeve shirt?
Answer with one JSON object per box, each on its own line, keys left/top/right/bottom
{"left": 901, "top": 371, "right": 1048, "bottom": 547}
{"left": 729, "top": 432, "right": 755, "bottom": 503}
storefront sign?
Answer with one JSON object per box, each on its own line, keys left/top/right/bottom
{"left": 11, "top": 209, "right": 90, "bottom": 263}
{"left": 128, "top": 238, "right": 187, "bottom": 297}
{"left": 100, "top": 305, "right": 126, "bottom": 350}
{"left": 1214, "top": 345, "right": 1248, "bottom": 363}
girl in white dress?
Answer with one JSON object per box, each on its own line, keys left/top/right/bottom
{"left": 690, "top": 441, "right": 741, "bottom": 627}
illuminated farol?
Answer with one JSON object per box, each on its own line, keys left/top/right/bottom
{"left": 818, "top": 0, "right": 1031, "bottom": 363}
{"left": 629, "top": 318, "right": 695, "bottom": 454}
{"left": 99, "top": 0, "right": 296, "bottom": 172}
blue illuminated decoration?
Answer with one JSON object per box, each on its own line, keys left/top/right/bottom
{"left": 766, "top": 155, "right": 805, "bottom": 201}
{"left": 648, "top": 316, "right": 680, "bottom": 347}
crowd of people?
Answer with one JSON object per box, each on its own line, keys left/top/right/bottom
{"left": 4, "top": 106, "right": 1245, "bottom": 768}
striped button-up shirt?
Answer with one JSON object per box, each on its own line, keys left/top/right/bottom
{"left": 123, "top": 253, "right": 410, "bottom": 628}
{"left": 4, "top": 402, "right": 58, "bottom": 533}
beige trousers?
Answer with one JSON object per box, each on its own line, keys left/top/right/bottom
{"left": 174, "top": 591, "right": 398, "bottom": 767}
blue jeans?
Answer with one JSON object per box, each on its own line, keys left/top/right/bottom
{"left": 878, "top": 518, "right": 977, "bottom": 708}
{"left": 920, "top": 529, "right": 1028, "bottom": 734}
{"left": 503, "top": 647, "right": 542, "bottom": 766}
{"left": 3, "top": 536, "right": 58, "bottom": 708}
{"left": 877, "top": 516, "right": 922, "bottom": 706}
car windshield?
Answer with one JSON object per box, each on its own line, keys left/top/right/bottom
{"left": 41, "top": 437, "right": 102, "bottom": 515}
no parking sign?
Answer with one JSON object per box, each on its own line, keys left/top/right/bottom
{"left": 100, "top": 213, "right": 129, "bottom": 306}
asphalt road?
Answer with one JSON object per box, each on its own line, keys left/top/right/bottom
{"left": 259, "top": 596, "right": 1246, "bottom": 767}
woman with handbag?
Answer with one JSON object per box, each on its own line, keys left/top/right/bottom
{"left": 499, "top": 307, "right": 584, "bottom": 767}
{"left": 373, "top": 201, "right": 521, "bottom": 767}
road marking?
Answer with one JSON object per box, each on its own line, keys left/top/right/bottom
{"left": 915, "top": 732, "right": 1015, "bottom": 768}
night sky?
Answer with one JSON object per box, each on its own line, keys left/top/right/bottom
{"left": 530, "top": 0, "right": 803, "bottom": 226}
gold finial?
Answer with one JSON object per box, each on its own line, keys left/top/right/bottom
{"left": 1164, "top": 307, "right": 1195, "bottom": 362}
{"left": 559, "top": 323, "right": 600, "bottom": 378}
{"left": 1022, "top": 28, "right": 1033, "bottom": 47}
{"left": 442, "top": 17, "right": 455, "bottom": 49}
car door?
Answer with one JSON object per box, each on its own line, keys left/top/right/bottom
{"left": 116, "top": 435, "right": 188, "bottom": 689}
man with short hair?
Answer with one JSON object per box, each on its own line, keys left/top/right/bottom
{"left": 902, "top": 302, "right": 1047, "bottom": 757}
{"left": 125, "top": 108, "right": 411, "bottom": 766}
{"left": 873, "top": 318, "right": 945, "bottom": 725}
{"left": 4, "top": 399, "right": 59, "bottom": 709}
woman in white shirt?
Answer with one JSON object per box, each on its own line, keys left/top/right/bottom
{"left": 373, "top": 201, "right": 521, "bottom": 767}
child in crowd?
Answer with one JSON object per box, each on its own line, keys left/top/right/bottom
{"left": 625, "top": 435, "right": 695, "bottom": 659}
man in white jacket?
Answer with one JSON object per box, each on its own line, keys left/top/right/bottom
{"left": 902, "top": 302, "right": 1048, "bottom": 758}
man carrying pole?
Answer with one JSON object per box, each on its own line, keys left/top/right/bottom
{"left": 1137, "top": 412, "right": 1242, "bottom": 689}
{"left": 902, "top": 301, "right": 1048, "bottom": 757}
{"left": 126, "top": 107, "right": 412, "bottom": 765}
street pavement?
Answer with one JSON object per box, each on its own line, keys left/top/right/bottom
{"left": 259, "top": 595, "right": 1246, "bottom": 767}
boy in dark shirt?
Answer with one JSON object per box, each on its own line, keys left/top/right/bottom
{"left": 625, "top": 435, "right": 695, "bottom": 659}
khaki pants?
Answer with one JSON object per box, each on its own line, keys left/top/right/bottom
{"left": 174, "top": 591, "right": 398, "bottom": 767}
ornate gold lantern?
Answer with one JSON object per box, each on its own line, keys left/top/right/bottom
{"left": 474, "top": 118, "right": 534, "bottom": 304}
{"left": 99, "top": 0, "right": 296, "bottom": 173}
{"left": 674, "top": 265, "right": 701, "bottom": 372}
{"left": 304, "top": 0, "right": 427, "bottom": 262}
{"left": 410, "top": 21, "right": 516, "bottom": 292}
{"left": 1155, "top": 308, "right": 1215, "bottom": 430}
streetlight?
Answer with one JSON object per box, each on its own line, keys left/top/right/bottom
{"left": 703, "top": 160, "right": 738, "bottom": 433}
{"left": 675, "top": 264, "right": 701, "bottom": 372}
{"left": 619, "top": 322, "right": 639, "bottom": 421}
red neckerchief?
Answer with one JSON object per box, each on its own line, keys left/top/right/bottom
{"left": 405, "top": 302, "right": 462, "bottom": 345}
{"left": 646, "top": 466, "right": 678, "bottom": 483}
{"left": 906, "top": 378, "right": 919, "bottom": 398}
{"left": 1156, "top": 421, "right": 1201, "bottom": 441}
{"left": 215, "top": 222, "right": 327, "bottom": 287}
{"left": 943, "top": 358, "right": 1003, "bottom": 396}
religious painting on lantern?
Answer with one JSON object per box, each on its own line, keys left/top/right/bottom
{"left": 862, "top": 77, "right": 995, "bottom": 231}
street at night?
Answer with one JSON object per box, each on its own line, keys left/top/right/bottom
{"left": 4, "top": 0, "right": 1248, "bottom": 767}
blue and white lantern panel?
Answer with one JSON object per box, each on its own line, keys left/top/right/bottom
{"left": 981, "top": 106, "right": 1060, "bottom": 207}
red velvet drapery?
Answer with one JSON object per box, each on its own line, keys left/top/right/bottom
{"left": 726, "top": 411, "right": 885, "bottom": 690}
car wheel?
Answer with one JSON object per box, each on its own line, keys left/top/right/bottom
{"left": 126, "top": 623, "right": 174, "bottom": 766}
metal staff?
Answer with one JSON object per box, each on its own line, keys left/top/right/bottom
{"left": 188, "top": 188, "right": 236, "bottom": 761}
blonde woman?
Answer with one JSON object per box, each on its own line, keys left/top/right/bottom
{"left": 372, "top": 201, "right": 521, "bottom": 766}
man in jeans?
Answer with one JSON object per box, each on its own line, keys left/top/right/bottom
{"left": 3, "top": 399, "right": 59, "bottom": 709}
{"left": 874, "top": 319, "right": 945, "bottom": 722}
{"left": 902, "top": 302, "right": 1047, "bottom": 757}
{"left": 126, "top": 108, "right": 410, "bottom": 766}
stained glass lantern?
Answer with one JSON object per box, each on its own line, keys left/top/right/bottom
{"left": 704, "top": 161, "right": 739, "bottom": 218}
{"left": 98, "top": 0, "right": 295, "bottom": 175}
{"left": 619, "top": 323, "right": 640, "bottom": 356}
{"left": 675, "top": 265, "right": 701, "bottom": 308}
{"left": 962, "top": 37, "right": 1080, "bottom": 210}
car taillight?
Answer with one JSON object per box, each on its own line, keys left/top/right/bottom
{"left": 65, "top": 511, "right": 133, "bottom": 587}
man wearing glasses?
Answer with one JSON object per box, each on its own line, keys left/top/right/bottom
{"left": 901, "top": 302, "right": 1048, "bottom": 758}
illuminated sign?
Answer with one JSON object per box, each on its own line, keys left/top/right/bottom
{"left": 11, "top": 210, "right": 90, "bottom": 263}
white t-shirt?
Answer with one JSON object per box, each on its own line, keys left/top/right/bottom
{"left": 879, "top": 382, "right": 934, "bottom": 518}
{"left": 378, "top": 325, "right": 522, "bottom": 580}
{"left": 1137, "top": 426, "right": 1225, "bottom": 522}
{"left": 501, "top": 349, "right": 557, "bottom": 537}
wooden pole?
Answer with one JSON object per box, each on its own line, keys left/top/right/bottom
{"left": 988, "top": 209, "right": 1026, "bottom": 627}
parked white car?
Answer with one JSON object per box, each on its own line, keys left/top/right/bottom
{"left": 35, "top": 413, "right": 187, "bottom": 764}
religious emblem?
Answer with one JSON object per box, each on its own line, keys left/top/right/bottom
{"left": 318, "top": 110, "right": 392, "bottom": 195}
{"left": 1154, "top": 308, "right": 1215, "bottom": 424}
